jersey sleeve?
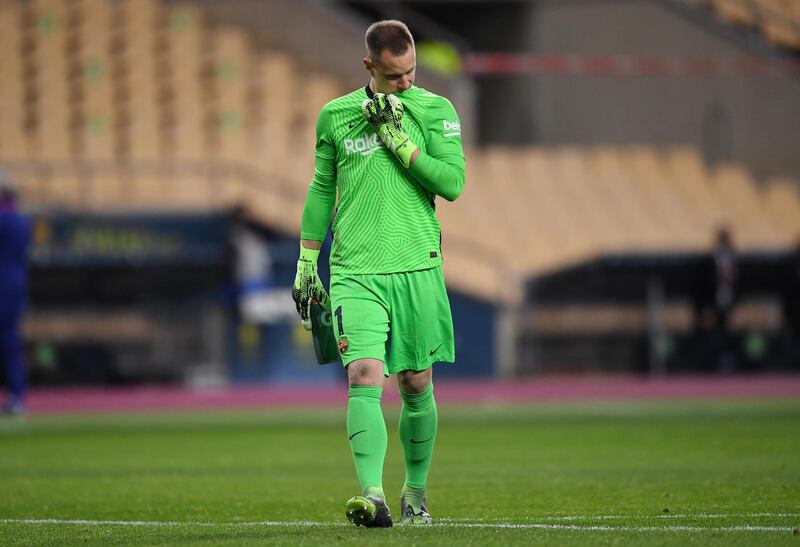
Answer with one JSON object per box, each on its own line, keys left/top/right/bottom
{"left": 408, "top": 96, "right": 466, "bottom": 202}
{"left": 300, "top": 105, "right": 338, "bottom": 241}
{"left": 424, "top": 96, "right": 464, "bottom": 160}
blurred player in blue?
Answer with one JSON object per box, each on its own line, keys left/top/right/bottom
{"left": 0, "top": 171, "right": 30, "bottom": 415}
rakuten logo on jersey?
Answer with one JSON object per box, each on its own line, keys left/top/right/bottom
{"left": 442, "top": 120, "right": 461, "bottom": 136}
{"left": 344, "top": 133, "right": 381, "bottom": 156}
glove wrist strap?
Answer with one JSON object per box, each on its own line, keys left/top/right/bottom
{"left": 299, "top": 244, "right": 321, "bottom": 263}
{"left": 394, "top": 139, "right": 418, "bottom": 168}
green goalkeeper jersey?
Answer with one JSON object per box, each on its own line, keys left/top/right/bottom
{"left": 301, "top": 84, "right": 465, "bottom": 275}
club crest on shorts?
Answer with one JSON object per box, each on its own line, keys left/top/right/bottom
{"left": 338, "top": 337, "right": 349, "bottom": 354}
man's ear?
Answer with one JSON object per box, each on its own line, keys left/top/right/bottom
{"left": 363, "top": 57, "right": 373, "bottom": 73}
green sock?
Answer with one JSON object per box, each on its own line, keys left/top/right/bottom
{"left": 347, "top": 385, "right": 387, "bottom": 500}
{"left": 398, "top": 383, "right": 437, "bottom": 509}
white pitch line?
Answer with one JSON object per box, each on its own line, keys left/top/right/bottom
{"left": 435, "top": 523, "right": 794, "bottom": 532}
{"left": 440, "top": 512, "right": 800, "bottom": 522}
{"left": 0, "top": 517, "right": 797, "bottom": 533}
{"left": 0, "top": 519, "right": 343, "bottom": 528}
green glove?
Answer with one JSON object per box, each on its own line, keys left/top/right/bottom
{"left": 362, "top": 93, "right": 418, "bottom": 168}
{"left": 291, "top": 245, "right": 329, "bottom": 330}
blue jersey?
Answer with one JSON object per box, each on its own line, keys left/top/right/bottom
{"left": 0, "top": 207, "right": 30, "bottom": 318}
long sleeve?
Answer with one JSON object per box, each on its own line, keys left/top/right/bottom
{"left": 301, "top": 106, "right": 337, "bottom": 241}
{"left": 408, "top": 151, "right": 465, "bottom": 202}
{"left": 408, "top": 95, "right": 465, "bottom": 202}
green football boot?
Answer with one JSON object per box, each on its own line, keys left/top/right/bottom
{"left": 399, "top": 496, "right": 433, "bottom": 524}
{"left": 345, "top": 495, "right": 393, "bottom": 528}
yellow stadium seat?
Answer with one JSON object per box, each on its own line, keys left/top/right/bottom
{"left": 451, "top": 151, "right": 513, "bottom": 264}
{"left": 250, "top": 54, "right": 295, "bottom": 172}
{"left": 0, "top": 0, "right": 28, "bottom": 159}
{"left": 762, "top": 179, "right": 800, "bottom": 244}
{"left": 712, "top": 0, "right": 755, "bottom": 25}
{"left": 710, "top": 164, "right": 780, "bottom": 248}
{"left": 118, "top": 0, "right": 165, "bottom": 162}
{"left": 257, "top": 52, "right": 297, "bottom": 134}
{"left": 587, "top": 147, "right": 654, "bottom": 251}
{"left": 29, "top": 0, "right": 73, "bottom": 161}
{"left": 74, "top": 0, "right": 117, "bottom": 161}
{"left": 481, "top": 147, "right": 559, "bottom": 273}
{"left": 519, "top": 150, "right": 590, "bottom": 264}
{"left": 165, "top": 4, "right": 209, "bottom": 160}
{"left": 664, "top": 148, "right": 725, "bottom": 245}
{"left": 297, "top": 73, "right": 340, "bottom": 153}
{"left": 551, "top": 147, "right": 634, "bottom": 255}
{"left": 209, "top": 27, "right": 252, "bottom": 163}
{"left": 512, "top": 150, "right": 579, "bottom": 272}
{"left": 626, "top": 147, "right": 699, "bottom": 249}
{"left": 754, "top": 0, "right": 800, "bottom": 48}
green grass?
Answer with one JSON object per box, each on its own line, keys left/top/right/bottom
{"left": 1, "top": 399, "right": 799, "bottom": 545}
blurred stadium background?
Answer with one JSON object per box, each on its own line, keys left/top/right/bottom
{"left": 1, "top": 0, "right": 800, "bottom": 395}
{"left": 2, "top": 1, "right": 800, "bottom": 544}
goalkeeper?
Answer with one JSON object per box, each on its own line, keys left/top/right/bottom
{"left": 292, "top": 20, "right": 465, "bottom": 527}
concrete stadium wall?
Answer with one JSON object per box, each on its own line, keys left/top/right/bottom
{"left": 522, "top": 1, "right": 800, "bottom": 181}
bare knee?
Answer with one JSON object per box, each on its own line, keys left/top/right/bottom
{"left": 397, "top": 368, "right": 432, "bottom": 394}
{"left": 347, "top": 359, "right": 385, "bottom": 387}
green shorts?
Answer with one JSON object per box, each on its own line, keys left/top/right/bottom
{"left": 330, "top": 266, "right": 455, "bottom": 375}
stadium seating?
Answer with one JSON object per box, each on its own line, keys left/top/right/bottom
{"left": 0, "top": 0, "right": 799, "bottom": 304}
{"left": 119, "top": 0, "right": 163, "bottom": 162}
{"left": 761, "top": 179, "right": 800, "bottom": 244}
{"left": 210, "top": 27, "right": 252, "bottom": 165}
{"left": 438, "top": 146, "right": 800, "bottom": 300}
{"left": 30, "top": 0, "right": 72, "bottom": 162}
{"left": 75, "top": 0, "right": 116, "bottom": 161}
{"left": 165, "top": 3, "right": 207, "bottom": 162}
{"left": 712, "top": 0, "right": 755, "bottom": 26}
{"left": 698, "top": 0, "right": 800, "bottom": 50}
{"left": 0, "top": 0, "right": 28, "bottom": 160}
{"left": 251, "top": 52, "right": 297, "bottom": 176}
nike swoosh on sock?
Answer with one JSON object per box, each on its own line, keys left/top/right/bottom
{"left": 349, "top": 429, "right": 367, "bottom": 441}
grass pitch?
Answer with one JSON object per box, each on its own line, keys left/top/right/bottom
{"left": 1, "top": 399, "right": 799, "bottom": 545}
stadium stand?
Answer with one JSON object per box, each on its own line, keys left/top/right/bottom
{"left": 30, "top": 0, "right": 72, "bottom": 162}
{"left": 441, "top": 143, "right": 800, "bottom": 301}
{"left": 0, "top": 0, "right": 799, "bottom": 305}
{"left": 119, "top": 0, "right": 163, "bottom": 163}
{"left": 695, "top": 0, "right": 800, "bottom": 49}
{"left": 711, "top": 0, "right": 754, "bottom": 25}
{"left": 0, "top": 0, "right": 27, "bottom": 161}
{"left": 251, "top": 52, "right": 297, "bottom": 176}
{"left": 165, "top": 3, "right": 206, "bottom": 162}
{"left": 75, "top": 0, "right": 116, "bottom": 162}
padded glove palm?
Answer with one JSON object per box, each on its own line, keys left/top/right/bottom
{"left": 291, "top": 246, "right": 329, "bottom": 330}
{"left": 361, "top": 93, "right": 418, "bottom": 168}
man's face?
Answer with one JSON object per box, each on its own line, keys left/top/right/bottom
{"left": 364, "top": 47, "right": 416, "bottom": 94}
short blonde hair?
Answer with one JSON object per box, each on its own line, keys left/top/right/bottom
{"left": 365, "top": 20, "right": 414, "bottom": 63}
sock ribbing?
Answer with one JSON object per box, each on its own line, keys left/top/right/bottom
{"left": 399, "top": 383, "right": 434, "bottom": 408}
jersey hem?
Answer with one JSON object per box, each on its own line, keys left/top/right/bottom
{"left": 330, "top": 261, "right": 443, "bottom": 277}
